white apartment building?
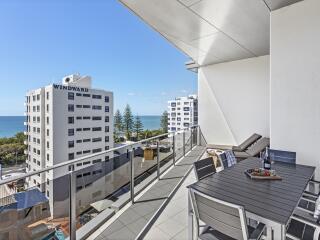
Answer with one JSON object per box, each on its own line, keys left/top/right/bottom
{"left": 24, "top": 74, "right": 114, "bottom": 217}
{"left": 167, "top": 95, "right": 198, "bottom": 134}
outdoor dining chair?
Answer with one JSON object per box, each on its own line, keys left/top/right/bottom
{"left": 189, "top": 189, "right": 266, "bottom": 240}
{"left": 286, "top": 196, "right": 320, "bottom": 240}
{"left": 193, "top": 157, "right": 216, "bottom": 181}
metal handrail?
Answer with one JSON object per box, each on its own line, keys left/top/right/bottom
{"left": 0, "top": 125, "right": 199, "bottom": 185}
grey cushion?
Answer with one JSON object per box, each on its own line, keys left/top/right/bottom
{"left": 234, "top": 151, "right": 251, "bottom": 159}
{"left": 246, "top": 138, "right": 270, "bottom": 157}
{"left": 206, "top": 133, "right": 262, "bottom": 152}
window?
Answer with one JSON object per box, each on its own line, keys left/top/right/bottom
{"left": 105, "top": 106, "right": 109, "bottom": 112}
{"left": 83, "top": 128, "right": 90, "bottom": 131}
{"left": 37, "top": 149, "right": 40, "bottom": 155}
{"left": 171, "top": 103, "right": 176, "bottom": 107}
{"left": 68, "top": 153, "right": 74, "bottom": 160}
{"left": 184, "top": 112, "right": 189, "bottom": 115}
{"left": 83, "top": 150, "right": 91, "bottom": 154}
{"left": 105, "top": 156, "right": 110, "bottom": 161}
{"left": 76, "top": 93, "right": 82, "bottom": 96}
{"left": 37, "top": 139, "right": 40, "bottom": 144}
{"left": 83, "top": 172, "right": 91, "bottom": 177}
{"left": 105, "top": 116, "right": 109, "bottom": 122}
{"left": 83, "top": 139, "right": 91, "bottom": 142}
{"left": 47, "top": 117, "right": 49, "bottom": 124}
{"left": 76, "top": 128, "right": 82, "bottom": 132}
{"left": 172, "top": 108, "right": 176, "bottom": 111}
{"left": 76, "top": 105, "right": 82, "bottom": 108}
{"left": 83, "top": 105, "right": 90, "bottom": 109}
{"left": 76, "top": 140, "right": 82, "bottom": 143}
{"left": 68, "top": 129, "right": 74, "bottom": 136}
{"left": 46, "top": 141, "right": 49, "bottom": 148}
{"left": 92, "top": 159, "right": 101, "bottom": 164}
{"left": 105, "top": 146, "right": 109, "bottom": 150}
{"left": 184, "top": 102, "right": 189, "bottom": 105}
{"left": 37, "top": 105, "right": 40, "bottom": 112}
{"left": 46, "top": 104, "right": 49, "bottom": 112}
{"left": 92, "top": 127, "right": 101, "bottom": 131}
{"left": 177, "top": 117, "right": 181, "bottom": 121}
{"left": 92, "top": 148, "right": 102, "bottom": 153}
{"left": 105, "top": 126, "right": 109, "bottom": 132}
{"left": 83, "top": 116, "right": 90, "bottom": 120}
{"left": 46, "top": 92, "right": 49, "bottom": 100}
{"left": 37, "top": 161, "right": 40, "bottom": 166}
{"left": 105, "top": 96, "right": 109, "bottom": 102}
{"left": 105, "top": 136, "right": 109, "bottom": 142}
{"left": 47, "top": 191, "right": 49, "bottom": 197}
{"left": 37, "top": 128, "right": 40, "bottom": 133}
{"left": 47, "top": 154, "right": 49, "bottom": 161}
{"left": 76, "top": 151, "right": 82, "bottom": 155}
{"left": 68, "top": 117, "right": 74, "bottom": 124}
{"left": 33, "top": 106, "right": 36, "bottom": 112}
{"left": 183, "top": 107, "right": 190, "bottom": 111}
{"left": 68, "top": 92, "right": 74, "bottom": 100}
{"left": 37, "top": 94, "right": 40, "bottom": 100}
{"left": 92, "top": 94, "right": 102, "bottom": 99}
{"left": 68, "top": 141, "right": 74, "bottom": 148}
{"left": 83, "top": 94, "right": 90, "bottom": 97}
{"left": 68, "top": 104, "right": 74, "bottom": 112}
{"left": 83, "top": 161, "right": 90, "bottom": 165}
{"left": 92, "top": 137, "right": 102, "bottom": 142}
{"left": 92, "top": 116, "right": 102, "bottom": 120}
{"left": 92, "top": 105, "right": 102, "bottom": 110}
{"left": 76, "top": 116, "right": 82, "bottom": 120}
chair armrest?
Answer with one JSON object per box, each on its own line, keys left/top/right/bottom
{"left": 304, "top": 190, "right": 318, "bottom": 197}
{"left": 249, "top": 223, "right": 266, "bottom": 240}
{"left": 292, "top": 209, "right": 320, "bottom": 229}
{"left": 310, "top": 180, "right": 320, "bottom": 184}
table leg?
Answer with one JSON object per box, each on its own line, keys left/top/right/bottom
{"left": 246, "top": 212, "right": 285, "bottom": 240}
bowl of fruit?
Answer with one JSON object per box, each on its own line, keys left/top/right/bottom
{"left": 245, "top": 168, "right": 281, "bottom": 180}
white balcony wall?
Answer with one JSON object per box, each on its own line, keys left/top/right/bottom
{"left": 198, "top": 55, "right": 270, "bottom": 145}
{"left": 270, "top": 0, "right": 320, "bottom": 177}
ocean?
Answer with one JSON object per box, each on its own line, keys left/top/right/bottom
{"left": 0, "top": 115, "right": 161, "bottom": 138}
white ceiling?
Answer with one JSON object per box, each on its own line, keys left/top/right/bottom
{"left": 119, "top": 0, "right": 302, "bottom": 66}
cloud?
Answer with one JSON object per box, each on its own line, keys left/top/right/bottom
{"left": 127, "top": 92, "right": 136, "bottom": 96}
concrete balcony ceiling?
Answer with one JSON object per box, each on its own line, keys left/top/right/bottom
{"left": 119, "top": 0, "right": 301, "bottom": 66}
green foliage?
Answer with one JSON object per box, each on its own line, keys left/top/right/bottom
{"left": 141, "top": 129, "right": 163, "bottom": 139}
{"left": 133, "top": 115, "right": 144, "bottom": 140}
{"left": 123, "top": 104, "right": 134, "bottom": 140}
{"left": 0, "top": 132, "right": 27, "bottom": 166}
{"left": 114, "top": 109, "right": 123, "bottom": 132}
{"left": 160, "top": 111, "right": 169, "bottom": 133}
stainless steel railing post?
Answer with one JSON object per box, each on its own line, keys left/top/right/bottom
{"left": 69, "top": 165, "right": 76, "bottom": 240}
{"left": 157, "top": 141, "right": 160, "bottom": 180}
{"left": 130, "top": 148, "right": 134, "bottom": 203}
{"left": 190, "top": 128, "right": 193, "bottom": 151}
{"left": 183, "top": 131, "right": 186, "bottom": 157}
{"left": 173, "top": 135, "right": 176, "bottom": 166}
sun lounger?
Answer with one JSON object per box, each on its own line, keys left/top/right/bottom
{"left": 233, "top": 137, "right": 270, "bottom": 159}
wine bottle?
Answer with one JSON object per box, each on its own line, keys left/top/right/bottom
{"left": 263, "top": 147, "right": 271, "bottom": 170}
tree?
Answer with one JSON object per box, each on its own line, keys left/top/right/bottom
{"left": 160, "top": 111, "right": 169, "bottom": 133}
{"left": 114, "top": 109, "right": 123, "bottom": 132}
{"left": 133, "top": 115, "right": 144, "bottom": 141}
{"left": 123, "top": 104, "right": 134, "bottom": 140}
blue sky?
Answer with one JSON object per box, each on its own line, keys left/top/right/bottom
{"left": 0, "top": 0, "right": 196, "bottom": 116}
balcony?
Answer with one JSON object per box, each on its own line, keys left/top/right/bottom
{"left": 0, "top": 126, "right": 201, "bottom": 240}
{"left": 24, "top": 121, "right": 28, "bottom": 126}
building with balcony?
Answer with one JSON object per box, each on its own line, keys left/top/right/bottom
{"left": 24, "top": 74, "right": 114, "bottom": 217}
{"left": 1, "top": 0, "right": 320, "bottom": 239}
{"left": 168, "top": 95, "right": 198, "bottom": 134}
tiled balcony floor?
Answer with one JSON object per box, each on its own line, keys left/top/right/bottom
{"left": 91, "top": 146, "right": 205, "bottom": 240}
{"left": 144, "top": 170, "right": 197, "bottom": 240}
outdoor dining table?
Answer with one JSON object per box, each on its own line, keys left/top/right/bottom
{"left": 188, "top": 157, "right": 316, "bottom": 240}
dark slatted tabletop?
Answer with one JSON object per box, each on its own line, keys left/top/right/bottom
{"left": 188, "top": 157, "right": 315, "bottom": 225}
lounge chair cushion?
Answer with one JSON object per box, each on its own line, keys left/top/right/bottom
{"left": 246, "top": 138, "right": 270, "bottom": 157}
{"left": 233, "top": 151, "right": 251, "bottom": 159}
{"left": 237, "top": 133, "right": 262, "bottom": 151}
